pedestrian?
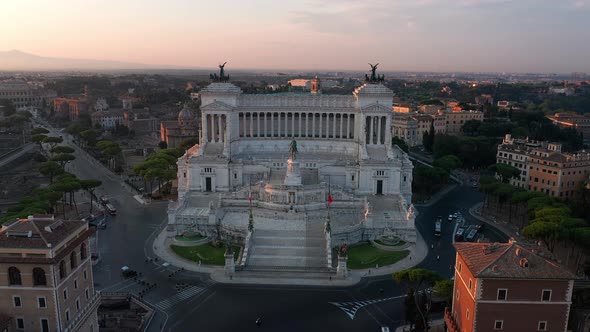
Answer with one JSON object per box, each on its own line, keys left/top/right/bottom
{"left": 431, "top": 243, "right": 434, "bottom": 249}
{"left": 437, "top": 255, "right": 440, "bottom": 261}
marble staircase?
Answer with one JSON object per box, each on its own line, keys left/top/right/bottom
{"left": 246, "top": 219, "right": 329, "bottom": 270}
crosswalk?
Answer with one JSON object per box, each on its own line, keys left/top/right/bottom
{"left": 154, "top": 280, "right": 216, "bottom": 311}
{"left": 329, "top": 295, "right": 405, "bottom": 320}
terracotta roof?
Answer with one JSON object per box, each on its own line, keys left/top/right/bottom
{"left": 454, "top": 242, "right": 575, "bottom": 280}
{"left": 0, "top": 216, "right": 87, "bottom": 250}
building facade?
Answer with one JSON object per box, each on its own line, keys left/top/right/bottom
{"left": 90, "top": 109, "right": 124, "bottom": 129}
{"left": 160, "top": 104, "right": 199, "bottom": 148}
{"left": 446, "top": 242, "right": 575, "bottom": 332}
{"left": 0, "top": 80, "right": 56, "bottom": 109}
{"left": 445, "top": 110, "right": 484, "bottom": 134}
{"left": 497, "top": 135, "right": 590, "bottom": 198}
{"left": 548, "top": 113, "right": 590, "bottom": 144}
{"left": 168, "top": 74, "right": 417, "bottom": 256}
{"left": 0, "top": 215, "right": 99, "bottom": 332}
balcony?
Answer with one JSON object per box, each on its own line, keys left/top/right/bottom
{"left": 63, "top": 292, "right": 101, "bottom": 332}
{"left": 444, "top": 307, "right": 460, "bottom": 332}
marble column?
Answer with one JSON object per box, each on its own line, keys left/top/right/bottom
{"left": 368, "top": 116, "right": 373, "bottom": 145}
{"left": 249, "top": 112, "right": 253, "bottom": 137}
{"left": 217, "top": 114, "right": 222, "bottom": 142}
{"left": 332, "top": 113, "right": 337, "bottom": 138}
{"left": 319, "top": 113, "right": 323, "bottom": 138}
{"left": 271, "top": 113, "right": 275, "bottom": 137}
{"left": 346, "top": 114, "right": 350, "bottom": 139}
{"left": 385, "top": 115, "right": 392, "bottom": 146}
{"left": 264, "top": 113, "right": 267, "bottom": 137}
{"left": 256, "top": 113, "right": 260, "bottom": 137}
{"left": 242, "top": 113, "right": 247, "bottom": 138}
{"left": 377, "top": 116, "right": 382, "bottom": 144}
{"left": 312, "top": 113, "right": 316, "bottom": 137}
{"left": 202, "top": 115, "right": 208, "bottom": 143}
{"left": 211, "top": 114, "right": 215, "bottom": 142}
{"left": 298, "top": 113, "right": 302, "bottom": 138}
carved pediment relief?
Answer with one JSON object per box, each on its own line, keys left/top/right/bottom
{"left": 361, "top": 103, "right": 391, "bottom": 113}
{"left": 201, "top": 100, "right": 234, "bottom": 111}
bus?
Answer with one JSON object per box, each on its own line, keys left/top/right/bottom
{"left": 105, "top": 204, "right": 117, "bottom": 216}
{"left": 434, "top": 221, "right": 442, "bottom": 237}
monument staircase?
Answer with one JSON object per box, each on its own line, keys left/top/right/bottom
{"left": 244, "top": 216, "right": 332, "bottom": 274}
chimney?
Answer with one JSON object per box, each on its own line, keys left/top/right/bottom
{"left": 519, "top": 258, "right": 529, "bottom": 268}
{"left": 515, "top": 248, "right": 521, "bottom": 256}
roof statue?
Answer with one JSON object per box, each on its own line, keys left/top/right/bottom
{"left": 366, "top": 63, "right": 385, "bottom": 83}
{"left": 210, "top": 62, "right": 230, "bottom": 82}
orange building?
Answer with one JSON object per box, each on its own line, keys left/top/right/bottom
{"left": 526, "top": 143, "right": 590, "bottom": 199}
{"left": 446, "top": 242, "right": 575, "bottom": 332}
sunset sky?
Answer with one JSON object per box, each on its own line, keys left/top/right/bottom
{"left": 1, "top": 0, "right": 589, "bottom": 72}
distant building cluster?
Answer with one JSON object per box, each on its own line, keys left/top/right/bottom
{"left": 0, "top": 79, "right": 56, "bottom": 109}
{"left": 159, "top": 104, "right": 199, "bottom": 148}
{"left": 497, "top": 134, "right": 590, "bottom": 199}
{"left": 548, "top": 112, "right": 590, "bottom": 144}
{"left": 391, "top": 108, "right": 483, "bottom": 147}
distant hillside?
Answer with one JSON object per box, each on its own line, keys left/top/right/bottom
{"left": 0, "top": 50, "right": 185, "bottom": 71}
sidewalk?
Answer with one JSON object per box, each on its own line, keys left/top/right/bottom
{"left": 469, "top": 202, "right": 524, "bottom": 242}
{"left": 395, "top": 318, "right": 445, "bottom": 332}
{"left": 151, "top": 225, "right": 429, "bottom": 287}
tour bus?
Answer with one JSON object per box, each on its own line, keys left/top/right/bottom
{"left": 434, "top": 221, "right": 442, "bottom": 237}
{"left": 105, "top": 203, "right": 117, "bottom": 216}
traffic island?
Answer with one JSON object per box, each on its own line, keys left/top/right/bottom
{"left": 344, "top": 242, "right": 410, "bottom": 269}
{"left": 170, "top": 243, "right": 240, "bottom": 266}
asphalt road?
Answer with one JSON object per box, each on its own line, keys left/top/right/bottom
{"left": 44, "top": 122, "right": 508, "bottom": 332}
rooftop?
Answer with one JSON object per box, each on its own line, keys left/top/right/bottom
{"left": 454, "top": 242, "right": 576, "bottom": 280}
{"left": 0, "top": 215, "right": 87, "bottom": 250}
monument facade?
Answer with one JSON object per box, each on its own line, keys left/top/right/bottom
{"left": 168, "top": 64, "right": 416, "bottom": 269}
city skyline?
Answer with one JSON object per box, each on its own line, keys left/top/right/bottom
{"left": 1, "top": 0, "right": 589, "bottom": 73}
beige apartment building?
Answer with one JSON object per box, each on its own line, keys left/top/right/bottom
{"left": 496, "top": 135, "right": 590, "bottom": 199}
{"left": 0, "top": 215, "right": 99, "bottom": 332}
{"left": 445, "top": 110, "right": 484, "bottom": 134}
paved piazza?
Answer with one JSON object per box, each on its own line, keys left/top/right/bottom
{"left": 167, "top": 73, "right": 417, "bottom": 270}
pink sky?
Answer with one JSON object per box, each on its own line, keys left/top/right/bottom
{"left": 1, "top": 0, "right": 589, "bottom": 72}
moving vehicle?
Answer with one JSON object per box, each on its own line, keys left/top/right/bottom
{"left": 105, "top": 203, "right": 117, "bottom": 216}
{"left": 99, "top": 196, "right": 109, "bottom": 205}
{"left": 435, "top": 220, "right": 442, "bottom": 237}
{"left": 455, "top": 227, "right": 465, "bottom": 242}
{"left": 448, "top": 214, "right": 454, "bottom": 222}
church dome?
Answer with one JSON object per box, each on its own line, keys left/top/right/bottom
{"left": 178, "top": 104, "right": 196, "bottom": 127}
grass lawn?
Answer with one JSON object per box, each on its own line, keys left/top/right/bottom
{"left": 171, "top": 243, "right": 240, "bottom": 266}
{"left": 346, "top": 243, "right": 409, "bottom": 269}
{"left": 174, "top": 234, "right": 206, "bottom": 242}
{"left": 374, "top": 239, "right": 406, "bottom": 247}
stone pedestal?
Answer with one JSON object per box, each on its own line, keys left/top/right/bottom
{"left": 284, "top": 159, "right": 302, "bottom": 186}
{"left": 336, "top": 255, "right": 348, "bottom": 278}
{"left": 224, "top": 253, "right": 235, "bottom": 276}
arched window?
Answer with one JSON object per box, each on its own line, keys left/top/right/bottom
{"left": 33, "top": 267, "right": 47, "bottom": 286}
{"left": 8, "top": 267, "right": 22, "bottom": 285}
{"left": 70, "top": 251, "right": 77, "bottom": 269}
{"left": 80, "top": 243, "right": 87, "bottom": 260}
{"left": 59, "top": 260, "right": 66, "bottom": 279}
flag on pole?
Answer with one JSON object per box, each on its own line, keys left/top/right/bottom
{"left": 328, "top": 177, "right": 333, "bottom": 204}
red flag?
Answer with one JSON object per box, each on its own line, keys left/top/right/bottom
{"left": 249, "top": 192, "right": 252, "bottom": 204}
{"left": 328, "top": 194, "right": 333, "bottom": 204}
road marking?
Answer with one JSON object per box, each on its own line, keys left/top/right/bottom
{"left": 154, "top": 286, "right": 207, "bottom": 311}
{"left": 329, "top": 295, "right": 405, "bottom": 320}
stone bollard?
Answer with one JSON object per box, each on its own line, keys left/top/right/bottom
{"left": 224, "top": 253, "right": 235, "bottom": 276}
{"left": 336, "top": 255, "right": 348, "bottom": 278}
